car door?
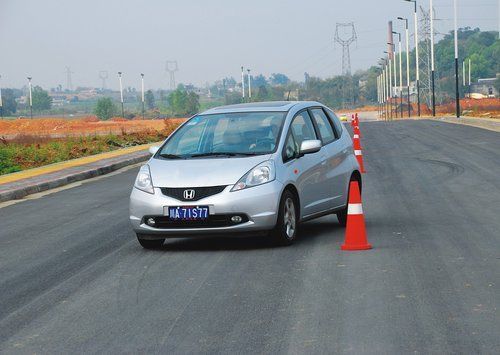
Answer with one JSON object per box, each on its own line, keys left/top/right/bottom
{"left": 310, "top": 107, "right": 350, "bottom": 209}
{"left": 282, "top": 110, "right": 329, "bottom": 217}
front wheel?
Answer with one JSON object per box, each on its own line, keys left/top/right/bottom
{"left": 272, "top": 190, "right": 299, "bottom": 245}
{"left": 136, "top": 234, "right": 165, "bottom": 249}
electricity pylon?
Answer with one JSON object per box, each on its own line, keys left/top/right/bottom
{"left": 65, "top": 66, "right": 74, "bottom": 91}
{"left": 165, "top": 61, "right": 179, "bottom": 90}
{"left": 334, "top": 22, "right": 357, "bottom": 108}
{"left": 99, "top": 70, "right": 108, "bottom": 90}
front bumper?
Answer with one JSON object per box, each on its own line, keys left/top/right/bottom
{"left": 129, "top": 181, "right": 282, "bottom": 237}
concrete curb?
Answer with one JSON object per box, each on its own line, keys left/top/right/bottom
{"left": 0, "top": 150, "right": 150, "bottom": 203}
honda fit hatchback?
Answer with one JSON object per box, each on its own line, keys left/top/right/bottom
{"left": 129, "top": 101, "right": 361, "bottom": 248}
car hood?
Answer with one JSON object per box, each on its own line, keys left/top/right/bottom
{"left": 148, "top": 155, "right": 272, "bottom": 187}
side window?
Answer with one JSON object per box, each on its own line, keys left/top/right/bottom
{"left": 310, "top": 108, "right": 336, "bottom": 144}
{"left": 290, "top": 111, "right": 317, "bottom": 146}
{"left": 325, "top": 108, "right": 343, "bottom": 138}
{"left": 282, "top": 111, "right": 317, "bottom": 162}
{"left": 283, "top": 131, "right": 298, "bottom": 162}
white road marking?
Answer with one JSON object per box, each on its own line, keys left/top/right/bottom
{"left": 0, "top": 163, "right": 142, "bottom": 209}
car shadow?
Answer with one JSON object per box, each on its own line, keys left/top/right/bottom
{"left": 158, "top": 215, "right": 343, "bottom": 252}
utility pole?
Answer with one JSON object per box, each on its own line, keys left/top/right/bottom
{"left": 241, "top": 66, "right": 245, "bottom": 101}
{"left": 430, "top": 0, "right": 436, "bottom": 116}
{"left": 118, "top": 72, "right": 124, "bottom": 118}
{"left": 247, "top": 69, "right": 252, "bottom": 100}
{"left": 453, "top": 0, "right": 460, "bottom": 117}
{"left": 27, "top": 77, "right": 33, "bottom": 119}
{"left": 141, "top": 73, "right": 145, "bottom": 119}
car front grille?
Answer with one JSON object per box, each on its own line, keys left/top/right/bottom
{"left": 144, "top": 214, "right": 249, "bottom": 228}
{"left": 160, "top": 185, "right": 227, "bottom": 201}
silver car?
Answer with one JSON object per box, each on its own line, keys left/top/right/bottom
{"left": 129, "top": 101, "right": 361, "bottom": 248}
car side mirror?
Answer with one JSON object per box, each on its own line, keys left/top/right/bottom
{"left": 148, "top": 145, "right": 160, "bottom": 155}
{"left": 299, "top": 140, "right": 322, "bottom": 156}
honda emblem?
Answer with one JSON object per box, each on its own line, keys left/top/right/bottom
{"left": 183, "top": 189, "right": 195, "bottom": 200}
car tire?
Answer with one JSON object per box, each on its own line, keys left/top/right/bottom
{"left": 136, "top": 234, "right": 165, "bottom": 249}
{"left": 336, "top": 207, "right": 347, "bottom": 227}
{"left": 272, "top": 190, "right": 299, "bottom": 245}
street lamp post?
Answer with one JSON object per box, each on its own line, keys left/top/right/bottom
{"left": 430, "top": 0, "right": 436, "bottom": 116}
{"left": 392, "top": 44, "right": 397, "bottom": 117}
{"left": 247, "top": 69, "right": 252, "bottom": 100}
{"left": 141, "top": 73, "right": 145, "bottom": 120}
{"left": 241, "top": 66, "right": 245, "bottom": 101}
{"left": 382, "top": 65, "right": 387, "bottom": 120}
{"left": 468, "top": 58, "right": 471, "bottom": 97}
{"left": 0, "top": 75, "right": 3, "bottom": 119}
{"left": 118, "top": 72, "right": 124, "bottom": 118}
{"left": 398, "top": 17, "right": 411, "bottom": 117}
{"left": 393, "top": 31, "right": 403, "bottom": 118}
{"left": 385, "top": 51, "right": 393, "bottom": 120}
{"left": 405, "top": 0, "right": 420, "bottom": 116}
{"left": 453, "top": 0, "right": 460, "bottom": 117}
{"left": 27, "top": 77, "right": 33, "bottom": 119}
{"left": 386, "top": 45, "right": 397, "bottom": 119}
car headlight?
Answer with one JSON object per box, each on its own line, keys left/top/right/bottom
{"left": 134, "top": 165, "right": 154, "bottom": 194}
{"left": 231, "top": 160, "right": 275, "bottom": 192}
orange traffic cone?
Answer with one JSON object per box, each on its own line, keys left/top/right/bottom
{"left": 341, "top": 181, "right": 372, "bottom": 250}
{"left": 351, "top": 114, "right": 356, "bottom": 127}
{"left": 354, "top": 148, "right": 366, "bottom": 173}
{"left": 352, "top": 133, "right": 362, "bottom": 150}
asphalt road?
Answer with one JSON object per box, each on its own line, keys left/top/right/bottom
{"left": 0, "top": 119, "right": 499, "bottom": 354}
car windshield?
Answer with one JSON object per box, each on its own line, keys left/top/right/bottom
{"left": 157, "top": 111, "right": 286, "bottom": 159}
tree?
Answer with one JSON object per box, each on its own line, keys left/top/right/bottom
{"left": 145, "top": 90, "right": 155, "bottom": 109}
{"left": 32, "top": 86, "right": 52, "bottom": 111}
{"left": 1, "top": 89, "right": 18, "bottom": 116}
{"left": 94, "top": 97, "right": 116, "bottom": 120}
{"left": 167, "top": 87, "right": 200, "bottom": 116}
{"left": 252, "top": 74, "right": 267, "bottom": 88}
{"left": 270, "top": 73, "right": 290, "bottom": 86}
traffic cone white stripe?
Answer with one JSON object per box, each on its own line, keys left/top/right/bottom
{"left": 347, "top": 203, "right": 363, "bottom": 215}
{"left": 354, "top": 150, "right": 362, "bottom": 155}
{"left": 353, "top": 134, "right": 359, "bottom": 139}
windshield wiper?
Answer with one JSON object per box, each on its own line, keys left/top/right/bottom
{"left": 189, "top": 152, "right": 263, "bottom": 158}
{"left": 158, "top": 153, "right": 185, "bottom": 159}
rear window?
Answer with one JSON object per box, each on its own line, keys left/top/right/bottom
{"left": 325, "top": 108, "right": 343, "bottom": 138}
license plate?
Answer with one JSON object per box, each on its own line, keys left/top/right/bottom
{"left": 168, "top": 206, "right": 209, "bottom": 220}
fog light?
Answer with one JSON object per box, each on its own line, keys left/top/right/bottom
{"left": 231, "top": 215, "right": 243, "bottom": 223}
{"left": 147, "top": 217, "right": 156, "bottom": 226}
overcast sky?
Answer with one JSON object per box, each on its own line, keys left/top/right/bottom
{"left": 0, "top": 0, "right": 498, "bottom": 90}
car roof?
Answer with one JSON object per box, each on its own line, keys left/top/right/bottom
{"left": 200, "top": 101, "right": 324, "bottom": 115}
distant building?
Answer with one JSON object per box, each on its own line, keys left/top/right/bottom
{"left": 470, "top": 75, "right": 499, "bottom": 98}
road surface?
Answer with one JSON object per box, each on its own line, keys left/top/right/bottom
{"left": 0, "top": 119, "right": 498, "bottom": 354}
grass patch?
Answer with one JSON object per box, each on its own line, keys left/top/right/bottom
{"left": 0, "top": 120, "right": 180, "bottom": 175}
